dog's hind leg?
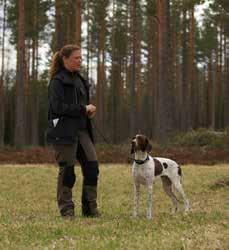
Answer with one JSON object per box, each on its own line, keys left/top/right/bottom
{"left": 173, "top": 179, "right": 190, "bottom": 212}
{"left": 146, "top": 183, "right": 153, "bottom": 219}
{"left": 161, "top": 176, "right": 179, "bottom": 214}
{"left": 133, "top": 182, "right": 140, "bottom": 218}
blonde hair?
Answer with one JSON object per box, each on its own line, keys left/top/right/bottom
{"left": 49, "top": 44, "right": 80, "bottom": 78}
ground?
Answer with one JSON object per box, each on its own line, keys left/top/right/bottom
{"left": 0, "top": 164, "right": 228, "bottom": 249}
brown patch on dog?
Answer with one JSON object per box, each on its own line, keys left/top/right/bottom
{"left": 135, "top": 134, "right": 152, "bottom": 152}
{"left": 161, "top": 176, "right": 179, "bottom": 204}
{"left": 163, "top": 162, "right": 168, "bottom": 169}
{"left": 136, "top": 135, "right": 147, "bottom": 151}
{"left": 153, "top": 158, "right": 163, "bottom": 176}
{"left": 178, "top": 166, "right": 182, "bottom": 176}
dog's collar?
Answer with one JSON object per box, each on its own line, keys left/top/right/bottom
{"left": 134, "top": 155, "right": 149, "bottom": 165}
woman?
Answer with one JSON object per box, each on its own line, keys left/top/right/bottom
{"left": 46, "top": 44, "right": 100, "bottom": 218}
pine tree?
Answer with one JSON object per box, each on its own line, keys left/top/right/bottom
{"left": 0, "top": 0, "right": 7, "bottom": 147}
{"left": 75, "top": 0, "right": 81, "bottom": 46}
{"left": 14, "top": 0, "right": 26, "bottom": 147}
{"left": 156, "top": 0, "right": 174, "bottom": 141}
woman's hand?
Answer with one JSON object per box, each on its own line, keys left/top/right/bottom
{"left": 86, "top": 104, "right": 96, "bottom": 118}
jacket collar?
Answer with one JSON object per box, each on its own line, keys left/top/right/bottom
{"left": 54, "top": 68, "right": 90, "bottom": 89}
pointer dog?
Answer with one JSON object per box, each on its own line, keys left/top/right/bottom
{"left": 131, "top": 134, "right": 190, "bottom": 219}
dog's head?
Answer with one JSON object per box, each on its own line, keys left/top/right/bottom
{"left": 131, "top": 134, "right": 152, "bottom": 154}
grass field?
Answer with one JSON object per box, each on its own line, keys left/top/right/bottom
{"left": 0, "top": 164, "right": 228, "bottom": 250}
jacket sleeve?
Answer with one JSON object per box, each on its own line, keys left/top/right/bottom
{"left": 48, "top": 78, "right": 87, "bottom": 118}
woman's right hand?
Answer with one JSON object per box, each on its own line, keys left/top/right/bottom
{"left": 86, "top": 104, "right": 96, "bottom": 118}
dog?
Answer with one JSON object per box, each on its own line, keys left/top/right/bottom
{"left": 131, "top": 134, "right": 190, "bottom": 219}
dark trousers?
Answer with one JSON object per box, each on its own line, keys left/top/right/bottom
{"left": 53, "top": 129, "right": 99, "bottom": 216}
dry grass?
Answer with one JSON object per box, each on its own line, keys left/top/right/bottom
{"left": 0, "top": 164, "right": 228, "bottom": 249}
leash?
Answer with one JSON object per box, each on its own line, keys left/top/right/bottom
{"left": 91, "top": 120, "right": 136, "bottom": 163}
{"left": 92, "top": 121, "right": 151, "bottom": 164}
{"left": 91, "top": 120, "right": 111, "bottom": 145}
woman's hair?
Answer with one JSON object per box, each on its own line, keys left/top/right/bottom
{"left": 49, "top": 44, "right": 80, "bottom": 78}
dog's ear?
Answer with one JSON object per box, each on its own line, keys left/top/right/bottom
{"left": 145, "top": 138, "right": 152, "bottom": 152}
{"left": 147, "top": 142, "right": 152, "bottom": 152}
{"left": 131, "top": 143, "right": 134, "bottom": 154}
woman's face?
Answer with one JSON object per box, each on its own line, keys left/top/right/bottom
{"left": 63, "top": 50, "right": 82, "bottom": 72}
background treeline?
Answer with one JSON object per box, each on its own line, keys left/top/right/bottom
{"left": 0, "top": 0, "right": 229, "bottom": 148}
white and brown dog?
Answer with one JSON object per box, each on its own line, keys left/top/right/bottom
{"left": 131, "top": 134, "right": 190, "bottom": 219}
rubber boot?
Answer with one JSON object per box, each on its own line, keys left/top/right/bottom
{"left": 82, "top": 185, "right": 100, "bottom": 217}
{"left": 57, "top": 164, "right": 76, "bottom": 217}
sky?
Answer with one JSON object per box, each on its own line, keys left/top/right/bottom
{"left": 195, "top": 1, "right": 210, "bottom": 24}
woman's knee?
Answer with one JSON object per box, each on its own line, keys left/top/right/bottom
{"left": 83, "top": 161, "right": 99, "bottom": 186}
{"left": 58, "top": 161, "right": 76, "bottom": 188}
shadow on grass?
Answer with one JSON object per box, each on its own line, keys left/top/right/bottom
{"left": 209, "top": 178, "right": 229, "bottom": 190}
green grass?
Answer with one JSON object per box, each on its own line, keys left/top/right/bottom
{"left": 0, "top": 164, "right": 228, "bottom": 250}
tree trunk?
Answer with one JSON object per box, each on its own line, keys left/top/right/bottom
{"left": 216, "top": 23, "right": 224, "bottom": 129}
{"left": 14, "top": 0, "right": 26, "bottom": 148}
{"left": 96, "top": 2, "right": 106, "bottom": 135}
{"left": 0, "top": 0, "right": 6, "bottom": 147}
{"left": 25, "top": 40, "right": 31, "bottom": 144}
{"left": 30, "top": 0, "right": 39, "bottom": 145}
{"left": 188, "top": 7, "right": 198, "bottom": 129}
{"left": 135, "top": 2, "right": 142, "bottom": 132}
{"left": 146, "top": 0, "right": 156, "bottom": 137}
{"left": 130, "top": 0, "right": 137, "bottom": 137}
{"left": 156, "top": 0, "right": 174, "bottom": 141}
{"left": 55, "top": 0, "right": 64, "bottom": 50}
{"left": 206, "top": 60, "right": 213, "bottom": 127}
{"left": 86, "top": 0, "right": 91, "bottom": 80}
{"left": 181, "top": 7, "right": 189, "bottom": 131}
{"left": 66, "top": 2, "right": 71, "bottom": 43}
{"left": 110, "top": 0, "right": 119, "bottom": 143}
{"left": 170, "top": 4, "right": 180, "bottom": 132}
{"left": 75, "top": 0, "right": 81, "bottom": 46}
{"left": 224, "top": 39, "right": 229, "bottom": 127}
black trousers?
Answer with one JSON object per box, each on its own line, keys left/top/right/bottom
{"left": 53, "top": 129, "right": 99, "bottom": 214}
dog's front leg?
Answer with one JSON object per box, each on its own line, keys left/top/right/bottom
{"left": 146, "top": 183, "right": 153, "bottom": 219}
{"left": 133, "top": 182, "right": 140, "bottom": 218}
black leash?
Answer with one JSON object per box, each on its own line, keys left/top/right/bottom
{"left": 91, "top": 120, "right": 136, "bottom": 162}
{"left": 91, "top": 120, "right": 112, "bottom": 145}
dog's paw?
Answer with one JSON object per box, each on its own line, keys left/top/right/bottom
{"left": 171, "top": 207, "right": 178, "bottom": 215}
{"left": 146, "top": 215, "right": 152, "bottom": 220}
{"left": 184, "top": 206, "right": 190, "bottom": 214}
{"left": 146, "top": 212, "right": 153, "bottom": 220}
{"left": 133, "top": 212, "right": 138, "bottom": 218}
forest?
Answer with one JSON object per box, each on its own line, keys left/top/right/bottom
{"left": 0, "top": 0, "right": 228, "bottom": 148}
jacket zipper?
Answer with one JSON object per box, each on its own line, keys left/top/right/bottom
{"left": 72, "top": 73, "right": 78, "bottom": 104}
{"left": 74, "top": 87, "right": 78, "bottom": 104}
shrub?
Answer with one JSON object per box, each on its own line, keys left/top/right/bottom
{"left": 171, "top": 128, "right": 229, "bottom": 148}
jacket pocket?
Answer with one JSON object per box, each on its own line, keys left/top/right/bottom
{"left": 46, "top": 117, "right": 77, "bottom": 144}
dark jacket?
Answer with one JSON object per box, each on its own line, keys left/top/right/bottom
{"left": 46, "top": 68, "right": 93, "bottom": 145}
